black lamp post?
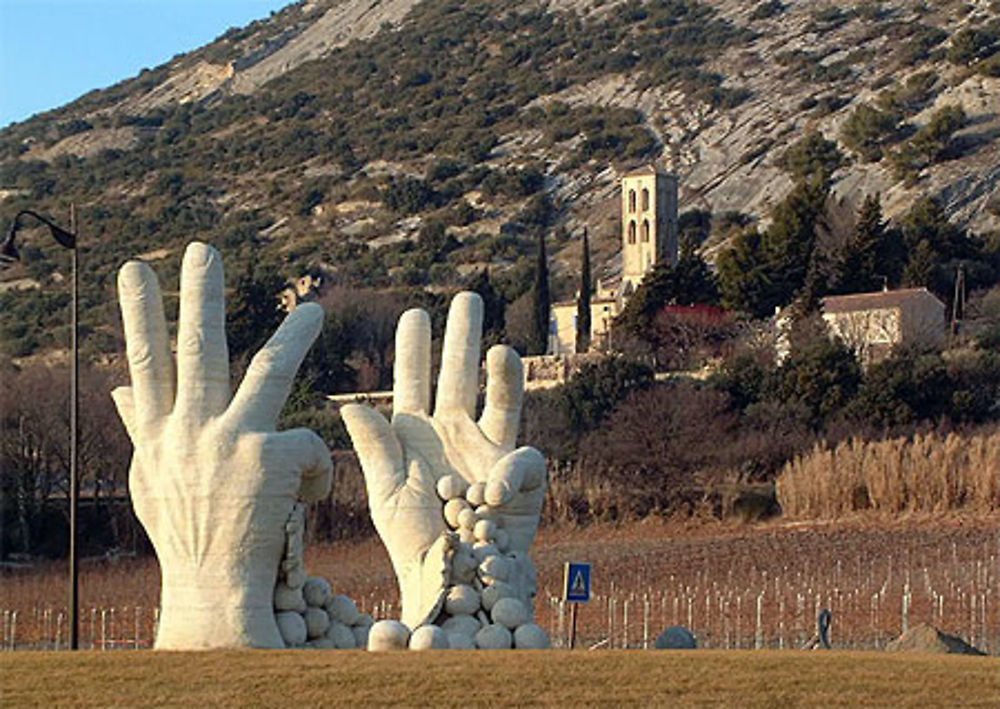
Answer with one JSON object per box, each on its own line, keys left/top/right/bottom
{"left": 2, "top": 208, "right": 80, "bottom": 650}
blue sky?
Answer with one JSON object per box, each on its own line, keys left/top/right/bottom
{"left": 0, "top": 0, "right": 290, "bottom": 128}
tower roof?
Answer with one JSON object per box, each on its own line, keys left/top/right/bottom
{"left": 623, "top": 164, "right": 660, "bottom": 177}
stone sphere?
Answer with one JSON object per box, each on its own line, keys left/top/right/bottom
{"left": 367, "top": 620, "right": 410, "bottom": 651}
{"left": 480, "top": 581, "right": 514, "bottom": 612}
{"left": 494, "top": 528, "right": 510, "bottom": 552}
{"left": 410, "top": 625, "right": 450, "bottom": 650}
{"left": 474, "top": 505, "right": 499, "bottom": 523}
{"left": 274, "top": 582, "right": 307, "bottom": 612}
{"left": 478, "top": 554, "right": 510, "bottom": 582}
{"left": 466, "top": 481, "right": 486, "bottom": 507}
{"left": 474, "top": 519, "right": 497, "bottom": 543}
{"left": 471, "top": 542, "right": 499, "bottom": 563}
{"left": 441, "top": 614, "right": 482, "bottom": 638}
{"left": 446, "top": 632, "right": 476, "bottom": 649}
{"left": 326, "top": 620, "right": 357, "bottom": 649}
{"left": 352, "top": 623, "right": 371, "bottom": 649}
{"left": 655, "top": 625, "right": 697, "bottom": 649}
{"left": 437, "top": 474, "right": 469, "bottom": 501}
{"left": 491, "top": 597, "right": 529, "bottom": 629}
{"left": 514, "top": 623, "right": 551, "bottom": 649}
{"left": 303, "top": 577, "right": 332, "bottom": 608}
{"left": 444, "top": 584, "right": 480, "bottom": 616}
{"left": 459, "top": 528, "right": 476, "bottom": 544}
{"left": 354, "top": 613, "right": 375, "bottom": 628}
{"left": 276, "top": 611, "right": 307, "bottom": 646}
{"left": 452, "top": 549, "right": 478, "bottom": 584}
{"left": 326, "top": 594, "right": 361, "bottom": 626}
{"left": 304, "top": 607, "right": 331, "bottom": 638}
{"left": 475, "top": 623, "right": 513, "bottom": 649}
{"left": 307, "top": 637, "right": 337, "bottom": 649}
{"left": 457, "top": 507, "right": 477, "bottom": 530}
{"left": 444, "top": 498, "right": 471, "bottom": 529}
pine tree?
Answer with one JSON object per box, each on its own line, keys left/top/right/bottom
{"left": 466, "top": 267, "right": 505, "bottom": 346}
{"left": 834, "top": 194, "right": 902, "bottom": 294}
{"left": 226, "top": 258, "right": 285, "bottom": 361}
{"left": 575, "top": 227, "right": 592, "bottom": 354}
{"left": 529, "top": 229, "right": 550, "bottom": 355}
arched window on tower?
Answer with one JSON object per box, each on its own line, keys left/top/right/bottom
{"left": 628, "top": 220, "right": 636, "bottom": 244}
{"left": 641, "top": 188, "right": 649, "bottom": 211}
{"left": 628, "top": 189, "right": 636, "bottom": 213}
{"left": 641, "top": 219, "right": 650, "bottom": 243}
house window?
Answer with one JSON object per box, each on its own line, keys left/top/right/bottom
{"left": 641, "top": 219, "right": 649, "bottom": 242}
{"left": 641, "top": 188, "right": 649, "bottom": 211}
{"left": 628, "top": 189, "right": 636, "bottom": 213}
{"left": 628, "top": 220, "right": 636, "bottom": 244}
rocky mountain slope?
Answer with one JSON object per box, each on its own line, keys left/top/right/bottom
{"left": 1, "top": 0, "right": 998, "bottom": 358}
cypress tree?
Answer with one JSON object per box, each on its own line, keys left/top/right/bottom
{"left": 530, "top": 229, "right": 550, "bottom": 355}
{"left": 575, "top": 227, "right": 592, "bottom": 354}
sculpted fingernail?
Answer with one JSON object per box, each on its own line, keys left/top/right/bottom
{"left": 118, "top": 261, "right": 148, "bottom": 294}
{"left": 184, "top": 241, "right": 215, "bottom": 268}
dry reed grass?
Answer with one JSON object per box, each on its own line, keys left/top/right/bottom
{"left": 776, "top": 433, "right": 1000, "bottom": 518}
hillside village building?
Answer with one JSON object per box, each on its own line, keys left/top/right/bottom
{"left": 548, "top": 166, "right": 679, "bottom": 356}
{"left": 776, "top": 287, "right": 946, "bottom": 366}
{"left": 819, "top": 287, "right": 946, "bottom": 366}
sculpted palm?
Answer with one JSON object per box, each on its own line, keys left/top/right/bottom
{"left": 342, "top": 293, "right": 546, "bottom": 629}
{"left": 112, "top": 242, "right": 332, "bottom": 649}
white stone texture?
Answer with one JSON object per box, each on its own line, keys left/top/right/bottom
{"left": 409, "top": 625, "right": 450, "bottom": 650}
{"left": 342, "top": 293, "right": 548, "bottom": 631}
{"left": 367, "top": 619, "right": 410, "bottom": 651}
{"left": 112, "top": 242, "right": 332, "bottom": 649}
{"left": 513, "top": 623, "right": 551, "bottom": 649}
{"left": 474, "top": 519, "right": 497, "bottom": 543}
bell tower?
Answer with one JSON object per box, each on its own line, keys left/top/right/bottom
{"left": 621, "top": 165, "right": 678, "bottom": 293}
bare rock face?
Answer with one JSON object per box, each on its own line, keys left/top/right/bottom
{"left": 886, "top": 623, "right": 985, "bottom": 655}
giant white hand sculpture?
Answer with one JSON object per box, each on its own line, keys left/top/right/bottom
{"left": 111, "top": 242, "right": 333, "bottom": 649}
{"left": 342, "top": 292, "right": 549, "bottom": 648}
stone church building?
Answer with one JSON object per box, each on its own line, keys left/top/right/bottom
{"left": 548, "top": 165, "right": 679, "bottom": 355}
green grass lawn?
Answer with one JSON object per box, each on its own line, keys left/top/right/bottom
{"left": 2, "top": 649, "right": 997, "bottom": 708}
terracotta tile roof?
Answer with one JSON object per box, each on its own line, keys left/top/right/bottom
{"left": 821, "top": 288, "right": 942, "bottom": 314}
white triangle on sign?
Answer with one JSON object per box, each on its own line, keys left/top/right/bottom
{"left": 571, "top": 570, "right": 586, "bottom": 594}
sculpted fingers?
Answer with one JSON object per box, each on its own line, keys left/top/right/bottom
{"left": 478, "top": 345, "right": 524, "bottom": 450}
{"left": 118, "top": 260, "right": 173, "bottom": 431}
{"left": 434, "top": 292, "right": 483, "bottom": 419}
{"left": 393, "top": 308, "right": 431, "bottom": 416}
{"left": 484, "top": 446, "right": 547, "bottom": 507}
{"left": 341, "top": 403, "right": 405, "bottom": 504}
{"left": 111, "top": 386, "right": 137, "bottom": 441}
{"left": 267, "top": 428, "right": 333, "bottom": 503}
{"left": 228, "top": 303, "right": 324, "bottom": 430}
{"left": 175, "top": 242, "right": 230, "bottom": 421}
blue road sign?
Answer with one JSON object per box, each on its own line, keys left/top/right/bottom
{"left": 563, "top": 562, "right": 592, "bottom": 603}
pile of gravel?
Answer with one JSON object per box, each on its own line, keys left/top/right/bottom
{"left": 886, "top": 623, "right": 985, "bottom": 655}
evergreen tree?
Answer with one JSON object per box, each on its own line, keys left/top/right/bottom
{"left": 226, "top": 258, "right": 285, "bottom": 361}
{"left": 833, "top": 194, "right": 903, "bottom": 294}
{"left": 465, "top": 267, "right": 505, "bottom": 346}
{"left": 529, "top": 229, "right": 550, "bottom": 355}
{"left": 618, "top": 246, "right": 719, "bottom": 334}
{"left": 575, "top": 227, "right": 592, "bottom": 354}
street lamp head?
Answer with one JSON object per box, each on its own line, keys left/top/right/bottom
{"left": 0, "top": 224, "right": 19, "bottom": 265}
{"left": 1, "top": 210, "right": 77, "bottom": 268}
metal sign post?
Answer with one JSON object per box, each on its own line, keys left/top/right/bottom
{"left": 562, "top": 562, "right": 592, "bottom": 649}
